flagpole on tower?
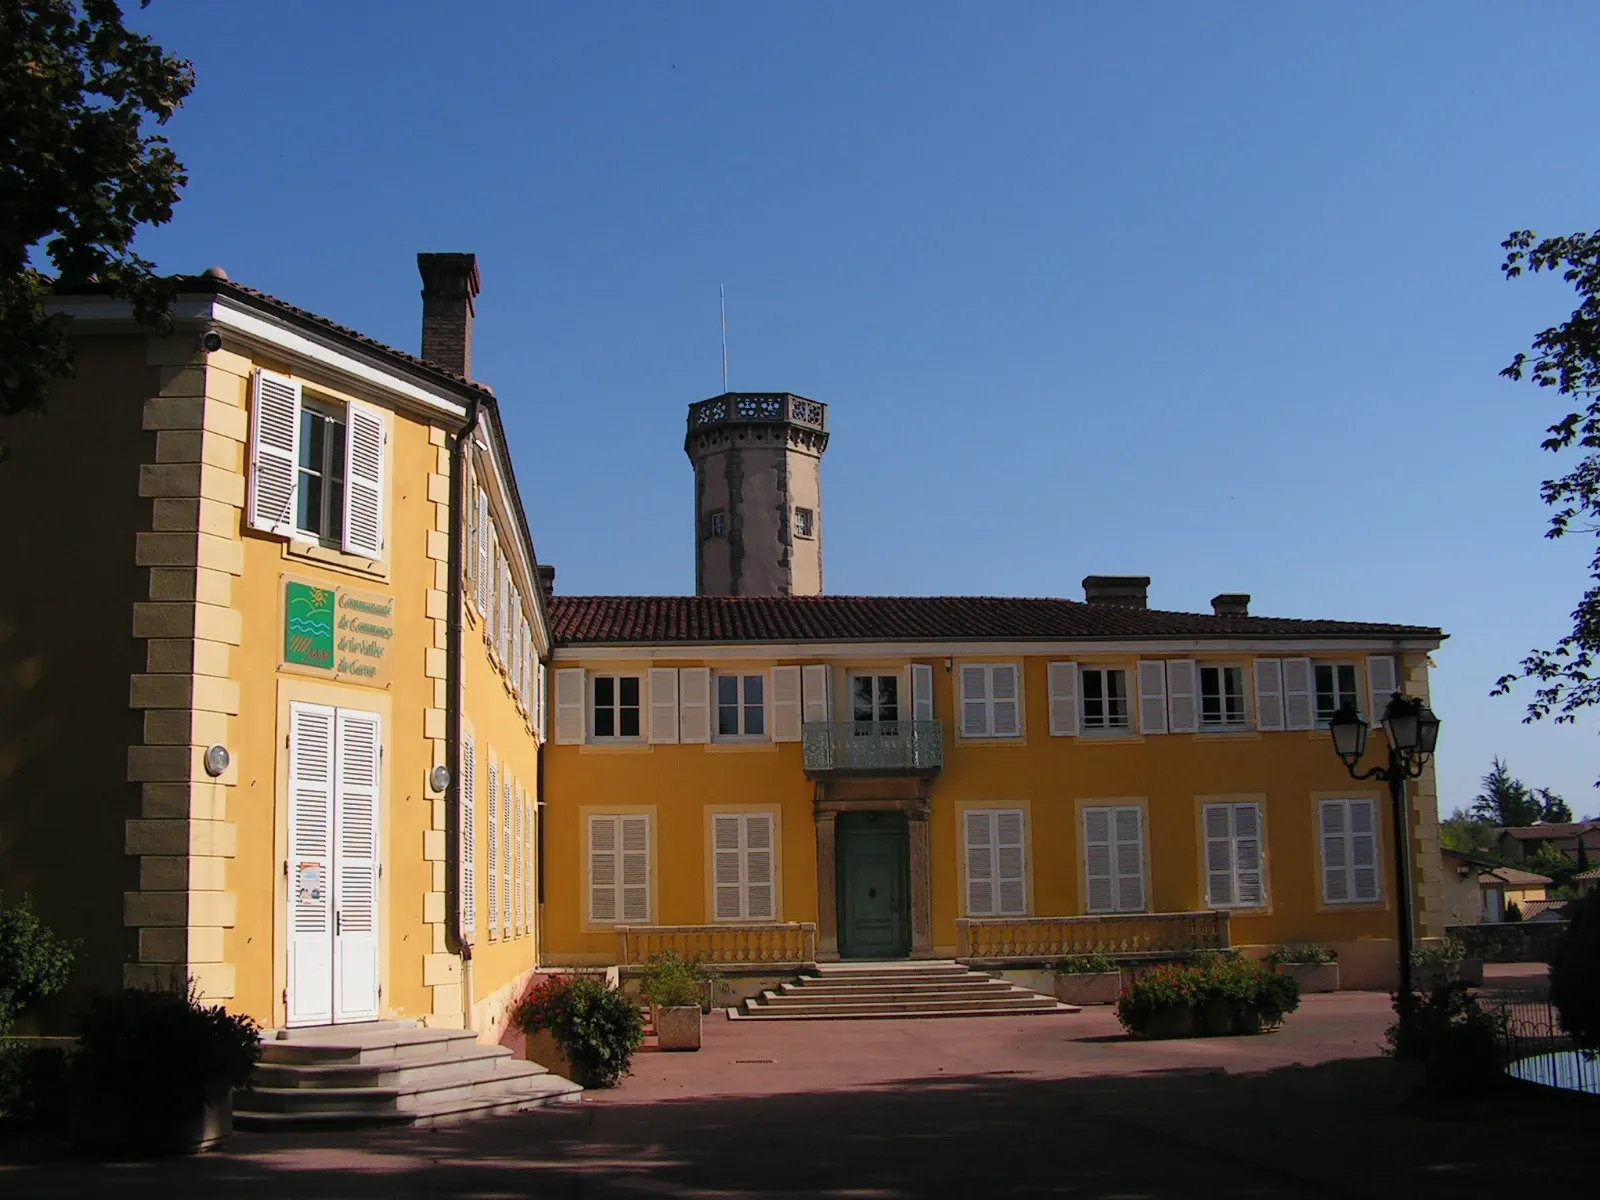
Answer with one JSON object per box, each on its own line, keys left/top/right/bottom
{"left": 720, "top": 284, "right": 728, "bottom": 395}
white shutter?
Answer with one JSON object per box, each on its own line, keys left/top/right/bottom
{"left": 965, "top": 809, "right": 995, "bottom": 916}
{"left": 500, "top": 773, "right": 512, "bottom": 932}
{"left": 1083, "top": 808, "right": 1114, "bottom": 914}
{"left": 802, "top": 664, "right": 831, "bottom": 723}
{"left": 519, "top": 622, "right": 531, "bottom": 712}
{"left": 713, "top": 814, "right": 743, "bottom": 920}
{"left": 1137, "top": 661, "right": 1168, "bottom": 735}
{"left": 771, "top": 666, "right": 802, "bottom": 742}
{"left": 648, "top": 668, "right": 680, "bottom": 743}
{"left": 1166, "top": 659, "right": 1198, "bottom": 734}
{"left": 960, "top": 665, "right": 989, "bottom": 737}
{"left": 1282, "top": 657, "right": 1314, "bottom": 730}
{"left": 1234, "top": 803, "right": 1264, "bottom": 907}
{"left": 1367, "top": 655, "right": 1398, "bottom": 725}
{"left": 465, "top": 459, "right": 477, "bottom": 599}
{"left": 588, "top": 815, "right": 617, "bottom": 923}
{"left": 287, "top": 702, "right": 335, "bottom": 1026}
{"left": 679, "top": 667, "right": 711, "bottom": 743}
{"left": 1113, "top": 806, "right": 1146, "bottom": 912}
{"left": 1047, "top": 662, "right": 1079, "bottom": 736}
{"left": 523, "top": 796, "right": 535, "bottom": 924}
{"left": 512, "top": 782, "right": 523, "bottom": 933}
{"left": 620, "top": 815, "right": 650, "bottom": 922}
{"left": 333, "top": 708, "right": 381, "bottom": 1023}
{"left": 460, "top": 733, "right": 476, "bottom": 936}
{"left": 1204, "top": 804, "right": 1235, "bottom": 907}
{"left": 342, "top": 402, "right": 385, "bottom": 559}
{"left": 744, "top": 813, "right": 775, "bottom": 920}
{"left": 497, "top": 549, "right": 510, "bottom": 663}
{"left": 996, "top": 809, "right": 1027, "bottom": 916}
{"left": 911, "top": 664, "right": 934, "bottom": 723}
{"left": 536, "top": 662, "right": 548, "bottom": 740}
{"left": 1350, "top": 799, "right": 1380, "bottom": 902}
{"left": 475, "top": 490, "right": 490, "bottom": 615}
{"left": 553, "top": 668, "right": 585, "bottom": 745}
{"left": 508, "top": 596, "right": 520, "bottom": 693}
{"left": 1254, "top": 659, "right": 1285, "bottom": 732}
{"left": 991, "top": 665, "right": 1020, "bottom": 736}
{"left": 486, "top": 757, "right": 499, "bottom": 935}
{"left": 248, "top": 369, "right": 301, "bottom": 536}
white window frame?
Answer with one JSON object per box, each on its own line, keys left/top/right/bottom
{"left": 590, "top": 673, "right": 644, "bottom": 741}
{"left": 1313, "top": 662, "right": 1362, "bottom": 728}
{"left": 963, "top": 808, "right": 1028, "bottom": 917}
{"left": 848, "top": 672, "right": 901, "bottom": 727}
{"left": 1202, "top": 801, "right": 1266, "bottom": 909}
{"left": 1319, "top": 798, "right": 1382, "bottom": 905}
{"left": 713, "top": 672, "right": 767, "bottom": 741}
{"left": 1079, "top": 667, "right": 1131, "bottom": 733}
{"left": 711, "top": 812, "right": 777, "bottom": 922}
{"left": 295, "top": 394, "right": 348, "bottom": 546}
{"left": 1199, "top": 664, "right": 1249, "bottom": 731}
{"left": 793, "top": 506, "right": 815, "bottom": 539}
{"left": 958, "top": 663, "right": 1022, "bottom": 739}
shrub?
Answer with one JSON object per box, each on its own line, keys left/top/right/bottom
{"left": 514, "top": 974, "right": 643, "bottom": 1088}
{"left": 1264, "top": 943, "right": 1337, "bottom": 965}
{"left": 1411, "top": 937, "right": 1467, "bottom": 966}
{"left": 1184, "top": 948, "right": 1241, "bottom": 966}
{"left": 1385, "top": 982, "right": 1507, "bottom": 1095}
{"left": 1550, "top": 888, "right": 1600, "bottom": 1051}
{"left": 1115, "top": 959, "right": 1299, "bottom": 1036}
{"left": 74, "top": 983, "right": 261, "bottom": 1119}
{"left": 1057, "top": 953, "right": 1118, "bottom": 975}
{"left": 0, "top": 1040, "right": 74, "bottom": 1128}
{"left": 639, "top": 952, "right": 709, "bottom": 1009}
{"left": 0, "top": 894, "right": 77, "bottom": 1037}
{"left": 1505, "top": 901, "right": 1524, "bottom": 923}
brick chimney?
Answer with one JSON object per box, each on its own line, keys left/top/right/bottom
{"left": 1082, "top": 576, "right": 1149, "bottom": 608}
{"left": 1211, "top": 593, "right": 1250, "bottom": 616}
{"left": 417, "top": 253, "right": 481, "bottom": 378}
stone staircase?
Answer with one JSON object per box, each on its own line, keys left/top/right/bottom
{"left": 731, "top": 960, "right": 1078, "bottom": 1021}
{"left": 234, "top": 1020, "right": 582, "bottom": 1130}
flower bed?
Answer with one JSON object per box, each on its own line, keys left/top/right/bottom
{"left": 1115, "top": 959, "right": 1300, "bottom": 1039}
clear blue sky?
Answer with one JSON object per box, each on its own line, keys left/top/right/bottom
{"left": 126, "top": 1, "right": 1600, "bottom": 817}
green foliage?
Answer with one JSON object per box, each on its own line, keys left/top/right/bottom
{"left": 1550, "top": 888, "right": 1600, "bottom": 1051}
{"left": 1385, "top": 983, "right": 1507, "bottom": 1095}
{"left": 1114, "top": 959, "right": 1299, "bottom": 1036}
{"left": 1439, "top": 807, "right": 1498, "bottom": 854}
{"left": 1057, "top": 953, "right": 1119, "bottom": 975}
{"left": 1, "top": 0, "right": 195, "bottom": 437}
{"left": 638, "top": 952, "right": 715, "bottom": 1010}
{"left": 1536, "top": 788, "right": 1575, "bottom": 823}
{"left": 514, "top": 974, "right": 643, "bottom": 1088}
{"left": 74, "top": 982, "right": 261, "bottom": 1118}
{"left": 1264, "top": 943, "right": 1338, "bottom": 965}
{"left": 1492, "top": 229, "right": 1600, "bottom": 773}
{"left": 0, "top": 1040, "right": 73, "bottom": 1127}
{"left": 1411, "top": 937, "right": 1467, "bottom": 966}
{"left": 1471, "top": 757, "right": 1542, "bottom": 828}
{"left": 0, "top": 893, "right": 77, "bottom": 1037}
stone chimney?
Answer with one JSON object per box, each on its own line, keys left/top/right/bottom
{"left": 1211, "top": 593, "right": 1250, "bottom": 617}
{"left": 1082, "top": 576, "right": 1150, "bottom": 608}
{"left": 417, "top": 253, "right": 481, "bottom": 378}
{"left": 537, "top": 564, "right": 555, "bottom": 598}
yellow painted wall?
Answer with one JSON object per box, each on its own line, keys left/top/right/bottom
{"left": 543, "top": 652, "right": 1437, "bottom": 971}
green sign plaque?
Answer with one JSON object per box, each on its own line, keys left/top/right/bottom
{"left": 284, "top": 582, "right": 336, "bottom": 670}
{"left": 282, "top": 578, "right": 395, "bottom": 688}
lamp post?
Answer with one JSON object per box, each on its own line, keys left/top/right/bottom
{"left": 1327, "top": 693, "right": 1440, "bottom": 1006}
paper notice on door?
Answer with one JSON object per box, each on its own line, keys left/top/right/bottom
{"left": 295, "top": 863, "right": 325, "bottom": 908}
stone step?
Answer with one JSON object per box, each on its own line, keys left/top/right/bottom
{"left": 235, "top": 1074, "right": 582, "bottom": 1130}
{"left": 237, "top": 1058, "right": 553, "bottom": 1117}
{"left": 780, "top": 978, "right": 1011, "bottom": 996}
{"left": 251, "top": 1044, "right": 527, "bottom": 1091}
{"left": 258, "top": 1026, "right": 484, "bottom": 1067}
{"left": 746, "top": 992, "right": 1063, "bottom": 1015}
{"left": 731, "top": 1000, "right": 1076, "bottom": 1022}
{"left": 812, "top": 963, "right": 971, "bottom": 979}
{"left": 774, "top": 986, "right": 1021, "bottom": 1004}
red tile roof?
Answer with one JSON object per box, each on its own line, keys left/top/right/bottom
{"left": 549, "top": 595, "right": 1444, "bottom": 646}
{"left": 1497, "top": 822, "right": 1600, "bottom": 841}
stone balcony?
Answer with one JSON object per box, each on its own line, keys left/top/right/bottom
{"left": 801, "top": 721, "right": 943, "bottom": 779}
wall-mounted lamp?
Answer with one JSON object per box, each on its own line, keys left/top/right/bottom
{"left": 944, "top": 657, "right": 952, "bottom": 672}
{"left": 203, "top": 744, "right": 230, "bottom": 777}
{"left": 429, "top": 764, "right": 451, "bottom": 794}
{"left": 1456, "top": 863, "right": 1472, "bottom": 880}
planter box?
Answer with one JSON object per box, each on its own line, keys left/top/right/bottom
{"left": 522, "top": 1029, "right": 598, "bottom": 1088}
{"left": 73, "top": 1081, "right": 233, "bottom": 1156}
{"left": 1054, "top": 971, "right": 1122, "bottom": 1006}
{"left": 1139, "top": 1005, "right": 1199, "bottom": 1039}
{"left": 1275, "top": 962, "right": 1340, "bottom": 993}
{"left": 1414, "top": 959, "right": 1484, "bottom": 990}
{"left": 656, "top": 1006, "right": 702, "bottom": 1052}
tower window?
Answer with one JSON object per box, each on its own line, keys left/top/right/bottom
{"left": 706, "top": 511, "right": 727, "bottom": 538}
{"left": 794, "top": 507, "right": 815, "bottom": 539}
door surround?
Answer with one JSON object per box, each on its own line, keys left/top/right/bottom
{"left": 814, "top": 779, "right": 933, "bottom": 961}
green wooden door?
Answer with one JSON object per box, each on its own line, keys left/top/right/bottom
{"left": 838, "top": 813, "right": 911, "bottom": 959}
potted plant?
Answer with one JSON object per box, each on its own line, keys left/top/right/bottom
{"left": 1265, "top": 943, "right": 1340, "bottom": 993}
{"left": 514, "top": 973, "right": 643, "bottom": 1087}
{"left": 1115, "top": 964, "right": 1200, "bottom": 1038}
{"left": 1115, "top": 959, "right": 1300, "bottom": 1039}
{"left": 1412, "top": 937, "right": 1483, "bottom": 990}
{"left": 639, "top": 953, "right": 704, "bottom": 1052}
{"left": 71, "top": 983, "right": 261, "bottom": 1155}
{"left": 1053, "top": 953, "right": 1122, "bottom": 1005}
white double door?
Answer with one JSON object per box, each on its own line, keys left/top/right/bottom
{"left": 287, "top": 702, "right": 382, "bottom": 1027}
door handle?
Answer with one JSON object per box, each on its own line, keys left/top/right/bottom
{"left": 335, "top": 912, "right": 341, "bottom": 936}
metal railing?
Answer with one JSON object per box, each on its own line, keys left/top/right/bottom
{"left": 1486, "top": 989, "right": 1600, "bottom": 1097}
{"left": 615, "top": 923, "right": 818, "bottom": 968}
{"left": 801, "top": 720, "right": 943, "bottom": 777}
{"left": 955, "top": 911, "right": 1231, "bottom": 962}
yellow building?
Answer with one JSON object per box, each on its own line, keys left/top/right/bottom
{"left": 1, "top": 255, "right": 545, "bottom": 1039}
{"left": 539, "top": 396, "right": 1450, "bottom": 991}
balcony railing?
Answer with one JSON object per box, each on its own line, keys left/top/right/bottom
{"left": 801, "top": 720, "right": 943, "bottom": 778}
{"left": 615, "top": 923, "right": 818, "bottom": 969}
{"left": 955, "top": 911, "right": 1231, "bottom": 963}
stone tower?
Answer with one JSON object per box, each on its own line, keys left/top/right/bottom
{"left": 685, "top": 392, "right": 829, "bottom": 596}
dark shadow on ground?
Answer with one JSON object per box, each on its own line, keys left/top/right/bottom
{"left": 0, "top": 1055, "right": 1591, "bottom": 1199}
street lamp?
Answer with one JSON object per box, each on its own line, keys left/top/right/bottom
{"left": 1328, "top": 693, "right": 1440, "bottom": 1006}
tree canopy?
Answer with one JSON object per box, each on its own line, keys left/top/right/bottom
{"left": 1470, "top": 756, "right": 1542, "bottom": 827}
{"left": 1, "top": 0, "right": 193, "bottom": 446}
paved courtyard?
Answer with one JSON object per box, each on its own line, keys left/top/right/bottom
{"left": 2, "top": 970, "right": 1588, "bottom": 1199}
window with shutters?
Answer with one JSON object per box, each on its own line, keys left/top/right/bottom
{"left": 592, "top": 675, "right": 642, "bottom": 740}
{"left": 1202, "top": 801, "right": 1265, "bottom": 908}
{"left": 295, "top": 398, "right": 347, "bottom": 544}
{"left": 963, "top": 808, "right": 1028, "bottom": 917}
{"left": 715, "top": 674, "right": 766, "bottom": 738}
{"left": 1314, "top": 663, "right": 1360, "bottom": 726}
{"left": 1080, "top": 668, "right": 1130, "bottom": 731}
{"left": 460, "top": 732, "right": 477, "bottom": 935}
{"left": 849, "top": 674, "right": 899, "bottom": 733}
{"left": 1319, "top": 798, "right": 1381, "bottom": 905}
{"left": 1083, "top": 805, "right": 1146, "bottom": 914}
{"left": 1199, "top": 666, "right": 1248, "bottom": 730}
{"left": 501, "top": 772, "right": 513, "bottom": 933}
{"left": 588, "top": 814, "right": 651, "bottom": 924}
{"left": 959, "top": 663, "right": 1021, "bottom": 738}
{"left": 711, "top": 812, "right": 777, "bottom": 921}
{"left": 485, "top": 756, "right": 499, "bottom": 938}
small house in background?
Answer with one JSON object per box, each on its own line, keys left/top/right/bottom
{"left": 1494, "top": 820, "right": 1600, "bottom": 863}
{"left": 1576, "top": 866, "right": 1600, "bottom": 897}
{"left": 1440, "top": 848, "right": 1551, "bottom": 923}
{"left": 1478, "top": 865, "right": 1551, "bottom": 922}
